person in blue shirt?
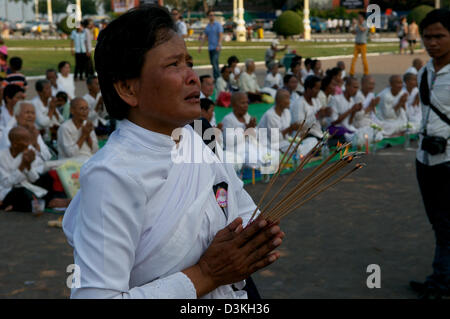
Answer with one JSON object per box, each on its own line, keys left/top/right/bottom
{"left": 199, "top": 10, "right": 223, "bottom": 80}
{"left": 70, "top": 25, "right": 87, "bottom": 81}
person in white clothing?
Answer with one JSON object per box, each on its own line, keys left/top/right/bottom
{"left": 63, "top": 6, "right": 284, "bottom": 299}
{"left": 405, "top": 58, "right": 424, "bottom": 76}
{"left": 199, "top": 74, "right": 217, "bottom": 126}
{"left": 215, "top": 65, "right": 231, "bottom": 96}
{"left": 31, "top": 80, "right": 63, "bottom": 137}
{"left": 171, "top": 8, "right": 188, "bottom": 38}
{"left": 82, "top": 75, "right": 108, "bottom": 129}
{"left": 316, "top": 75, "right": 335, "bottom": 130}
{"left": 56, "top": 61, "right": 75, "bottom": 99}
{"left": 57, "top": 97, "right": 98, "bottom": 160}
{"left": 239, "top": 59, "right": 264, "bottom": 103}
{"left": 403, "top": 72, "right": 421, "bottom": 133}
{"left": 354, "top": 75, "right": 382, "bottom": 128}
{"left": 227, "top": 55, "right": 241, "bottom": 91}
{"left": 221, "top": 92, "right": 256, "bottom": 133}
{"left": 257, "top": 89, "right": 299, "bottom": 152}
{"left": 0, "top": 102, "right": 52, "bottom": 162}
{"left": 378, "top": 75, "right": 409, "bottom": 137}
{"left": 337, "top": 61, "right": 346, "bottom": 80}
{"left": 0, "top": 127, "right": 47, "bottom": 212}
{"left": 328, "top": 77, "right": 363, "bottom": 141}
{"left": 264, "top": 61, "right": 283, "bottom": 90}
{"left": 46, "top": 69, "right": 65, "bottom": 97}
{"left": 291, "top": 76, "right": 324, "bottom": 140}
{"left": 1, "top": 84, "right": 25, "bottom": 131}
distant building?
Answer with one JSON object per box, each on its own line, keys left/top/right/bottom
{"left": 332, "top": 0, "right": 370, "bottom": 10}
{"left": 310, "top": 0, "right": 334, "bottom": 10}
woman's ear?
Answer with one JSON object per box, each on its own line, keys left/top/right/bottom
{"left": 113, "top": 79, "right": 140, "bottom": 108}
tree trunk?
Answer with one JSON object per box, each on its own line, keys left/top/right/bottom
{"left": 202, "top": 0, "right": 208, "bottom": 14}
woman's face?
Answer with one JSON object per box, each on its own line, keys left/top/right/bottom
{"left": 60, "top": 63, "right": 71, "bottom": 76}
{"left": 131, "top": 34, "right": 201, "bottom": 134}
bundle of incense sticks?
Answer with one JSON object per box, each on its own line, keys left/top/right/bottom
{"left": 248, "top": 127, "right": 365, "bottom": 225}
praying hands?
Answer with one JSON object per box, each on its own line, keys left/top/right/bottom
{"left": 183, "top": 216, "right": 284, "bottom": 297}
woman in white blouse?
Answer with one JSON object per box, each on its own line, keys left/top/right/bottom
{"left": 56, "top": 61, "right": 75, "bottom": 100}
{"left": 62, "top": 5, "right": 284, "bottom": 299}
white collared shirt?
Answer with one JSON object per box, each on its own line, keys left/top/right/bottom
{"left": 0, "top": 147, "right": 42, "bottom": 201}
{"left": 416, "top": 59, "right": 450, "bottom": 166}
{"left": 62, "top": 120, "right": 257, "bottom": 298}
{"left": 257, "top": 106, "right": 291, "bottom": 152}
{"left": 239, "top": 71, "right": 260, "bottom": 93}
{"left": 329, "top": 93, "right": 357, "bottom": 130}
{"left": 31, "top": 96, "right": 63, "bottom": 130}
{"left": 51, "top": 83, "right": 66, "bottom": 97}
{"left": 0, "top": 118, "right": 52, "bottom": 162}
{"left": 83, "top": 93, "right": 108, "bottom": 127}
{"left": 264, "top": 72, "right": 283, "bottom": 89}
{"left": 57, "top": 73, "right": 75, "bottom": 100}
{"left": 0, "top": 104, "right": 15, "bottom": 130}
{"left": 57, "top": 119, "right": 99, "bottom": 160}
{"left": 291, "top": 96, "right": 323, "bottom": 138}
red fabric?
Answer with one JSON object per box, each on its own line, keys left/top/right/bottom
{"left": 48, "top": 170, "right": 64, "bottom": 192}
{"left": 216, "top": 91, "right": 232, "bottom": 107}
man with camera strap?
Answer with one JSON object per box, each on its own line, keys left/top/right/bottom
{"left": 411, "top": 9, "right": 450, "bottom": 299}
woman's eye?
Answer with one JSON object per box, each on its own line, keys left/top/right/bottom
{"left": 187, "top": 62, "right": 194, "bottom": 68}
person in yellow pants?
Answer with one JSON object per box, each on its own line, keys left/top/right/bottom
{"left": 350, "top": 12, "right": 369, "bottom": 76}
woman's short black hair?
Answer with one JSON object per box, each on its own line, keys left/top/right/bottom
{"left": 220, "top": 65, "right": 230, "bottom": 74}
{"left": 227, "top": 55, "right": 239, "bottom": 66}
{"left": 95, "top": 5, "right": 177, "bottom": 120}
{"left": 320, "top": 75, "right": 333, "bottom": 91}
{"left": 200, "top": 98, "right": 214, "bottom": 111}
{"left": 3, "top": 84, "right": 24, "bottom": 103}
{"left": 419, "top": 9, "right": 450, "bottom": 35}
{"left": 58, "top": 61, "right": 70, "bottom": 72}
{"left": 304, "top": 75, "right": 321, "bottom": 91}
{"left": 283, "top": 73, "right": 295, "bottom": 84}
{"left": 326, "top": 67, "right": 342, "bottom": 78}
{"left": 290, "top": 59, "right": 300, "bottom": 71}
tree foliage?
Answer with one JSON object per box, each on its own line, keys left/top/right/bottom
{"left": 273, "top": 10, "right": 303, "bottom": 37}
{"left": 38, "top": 0, "right": 98, "bottom": 15}
{"left": 407, "top": 5, "right": 434, "bottom": 25}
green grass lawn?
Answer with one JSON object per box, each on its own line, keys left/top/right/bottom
{"left": 4, "top": 39, "right": 401, "bottom": 76}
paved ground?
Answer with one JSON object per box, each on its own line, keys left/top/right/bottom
{"left": 0, "top": 51, "right": 435, "bottom": 299}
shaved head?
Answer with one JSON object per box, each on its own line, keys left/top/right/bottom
{"left": 231, "top": 92, "right": 247, "bottom": 106}
{"left": 275, "top": 89, "right": 290, "bottom": 103}
{"left": 9, "top": 126, "right": 31, "bottom": 143}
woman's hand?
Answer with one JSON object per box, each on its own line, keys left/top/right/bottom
{"left": 183, "top": 216, "right": 284, "bottom": 297}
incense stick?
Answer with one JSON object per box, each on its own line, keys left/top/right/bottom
{"left": 261, "top": 142, "right": 347, "bottom": 218}
{"left": 265, "top": 151, "right": 358, "bottom": 221}
{"left": 266, "top": 159, "right": 350, "bottom": 221}
{"left": 273, "top": 164, "right": 364, "bottom": 222}
{"left": 247, "top": 122, "right": 308, "bottom": 224}
{"left": 258, "top": 138, "right": 323, "bottom": 218}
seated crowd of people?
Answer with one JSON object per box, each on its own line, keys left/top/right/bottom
{"left": 0, "top": 56, "right": 111, "bottom": 213}
{"left": 0, "top": 51, "right": 425, "bottom": 213}
{"left": 200, "top": 54, "right": 424, "bottom": 171}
